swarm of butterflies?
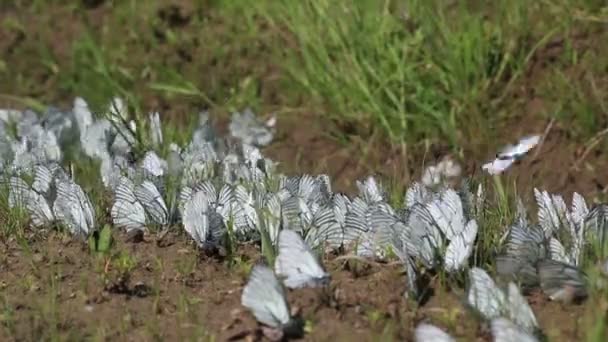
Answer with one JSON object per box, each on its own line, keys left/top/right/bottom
{"left": 1, "top": 98, "right": 607, "bottom": 341}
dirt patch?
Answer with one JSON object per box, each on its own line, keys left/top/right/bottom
{"left": 0, "top": 231, "right": 588, "bottom": 341}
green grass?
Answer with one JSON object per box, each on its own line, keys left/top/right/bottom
{"left": 1, "top": 1, "right": 606, "bottom": 150}
{"left": 249, "top": 0, "right": 525, "bottom": 144}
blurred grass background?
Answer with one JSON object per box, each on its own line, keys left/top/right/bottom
{"left": 0, "top": 0, "right": 606, "bottom": 149}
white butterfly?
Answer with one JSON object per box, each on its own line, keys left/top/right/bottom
{"left": 134, "top": 180, "right": 171, "bottom": 226}
{"left": 73, "top": 97, "right": 93, "bottom": 137}
{"left": 31, "top": 163, "right": 59, "bottom": 195}
{"left": 467, "top": 267, "right": 507, "bottom": 319}
{"left": 467, "top": 268, "right": 538, "bottom": 333}
{"left": 418, "top": 189, "right": 478, "bottom": 272}
{"left": 75, "top": 97, "right": 112, "bottom": 162}
{"left": 427, "top": 189, "right": 467, "bottom": 241}
{"left": 256, "top": 192, "right": 282, "bottom": 245}
{"left": 404, "top": 204, "right": 443, "bottom": 268}
{"left": 497, "top": 135, "right": 541, "bottom": 160}
{"left": 305, "top": 203, "right": 345, "bottom": 251}
{"left": 53, "top": 176, "right": 96, "bottom": 237}
{"left": 229, "top": 108, "right": 275, "bottom": 147}
{"left": 182, "top": 190, "right": 211, "bottom": 247}
{"left": 444, "top": 219, "right": 477, "bottom": 272}
{"left": 414, "top": 323, "right": 455, "bottom": 342}
{"left": 275, "top": 229, "right": 330, "bottom": 289}
{"left": 8, "top": 174, "right": 54, "bottom": 228}
{"left": 506, "top": 282, "right": 538, "bottom": 333}
{"left": 482, "top": 158, "right": 516, "bottom": 175}
{"left": 182, "top": 189, "right": 225, "bottom": 250}
{"left": 241, "top": 265, "right": 300, "bottom": 337}
{"left": 491, "top": 318, "right": 538, "bottom": 342}
{"left": 141, "top": 151, "right": 167, "bottom": 178}
{"left": 482, "top": 135, "right": 540, "bottom": 175}
{"left": 356, "top": 175, "right": 385, "bottom": 204}
{"left": 111, "top": 176, "right": 147, "bottom": 234}
{"left": 405, "top": 182, "right": 435, "bottom": 208}
{"left": 535, "top": 189, "right": 588, "bottom": 266}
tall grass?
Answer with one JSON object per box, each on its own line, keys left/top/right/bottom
{"left": 2, "top": 0, "right": 606, "bottom": 150}
{"left": 244, "top": 0, "right": 563, "bottom": 145}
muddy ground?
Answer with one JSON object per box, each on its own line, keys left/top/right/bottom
{"left": 0, "top": 229, "right": 591, "bottom": 341}
{"left": 1, "top": 1, "right": 608, "bottom": 341}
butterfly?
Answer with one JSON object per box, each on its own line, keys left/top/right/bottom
{"left": 53, "top": 175, "right": 96, "bottom": 237}
{"left": 467, "top": 268, "right": 538, "bottom": 334}
{"left": 414, "top": 323, "right": 455, "bottom": 342}
{"left": 229, "top": 108, "right": 275, "bottom": 147}
{"left": 241, "top": 265, "right": 302, "bottom": 340}
{"left": 182, "top": 189, "right": 225, "bottom": 250}
{"left": 7, "top": 164, "right": 60, "bottom": 229}
{"left": 537, "top": 259, "right": 587, "bottom": 303}
{"left": 491, "top": 317, "right": 539, "bottom": 342}
{"left": 110, "top": 176, "right": 147, "bottom": 234}
{"left": 535, "top": 188, "right": 588, "bottom": 266}
{"left": 9, "top": 176, "right": 55, "bottom": 228}
{"left": 275, "top": 229, "right": 330, "bottom": 288}
{"left": 482, "top": 135, "right": 540, "bottom": 175}
{"left": 426, "top": 189, "right": 478, "bottom": 272}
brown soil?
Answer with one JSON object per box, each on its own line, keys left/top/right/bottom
{"left": 0, "top": 231, "right": 587, "bottom": 341}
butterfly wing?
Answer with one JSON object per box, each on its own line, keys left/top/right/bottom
{"left": 111, "top": 177, "right": 147, "bottom": 233}
{"left": 53, "top": 177, "right": 95, "bottom": 236}
{"left": 414, "top": 323, "right": 455, "bottom": 342}
{"left": 427, "top": 189, "right": 466, "bottom": 240}
{"left": 534, "top": 188, "right": 568, "bottom": 237}
{"left": 241, "top": 265, "right": 291, "bottom": 328}
{"left": 405, "top": 182, "right": 433, "bottom": 208}
{"left": 141, "top": 151, "right": 167, "bottom": 178}
{"left": 405, "top": 204, "right": 442, "bottom": 267}
{"left": 506, "top": 282, "right": 538, "bottom": 333}
{"left": 134, "top": 180, "right": 169, "bottom": 226}
{"left": 444, "top": 219, "right": 478, "bottom": 272}
{"left": 491, "top": 318, "right": 539, "bottom": 342}
{"left": 28, "top": 190, "right": 54, "bottom": 228}
{"left": 183, "top": 190, "right": 210, "bottom": 247}
{"left": 31, "top": 163, "right": 57, "bottom": 195}
{"left": 356, "top": 176, "right": 384, "bottom": 204}
{"left": 498, "top": 135, "right": 540, "bottom": 159}
{"left": 8, "top": 177, "right": 30, "bottom": 208}
{"left": 306, "top": 205, "right": 343, "bottom": 251}
{"left": 482, "top": 158, "right": 515, "bottom": 175}
{"left": 275, "top": 229, "right": 329, "bottom": 288}
{"left": 467, "top": 267, "right": 506, "bottom": 319}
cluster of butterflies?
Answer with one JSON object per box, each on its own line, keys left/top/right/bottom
{"left": 495, "top": 189, "right": 608, "bottom": 303}
{"left": 415, "top": 267, "right": 540, "bottom": 342}
{"left": 2, "top": 98, "right": 608, "bottom": 340}
{"left": 6, "top": 163, "right": 95, "bottom": 236}
{"left": 239, "top": 183, "right": 608, "bottom": 341}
